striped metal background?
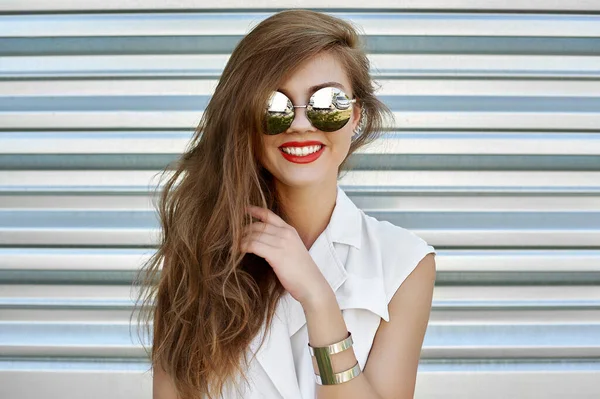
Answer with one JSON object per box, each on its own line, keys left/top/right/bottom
{"left": 1, "top": 2, "right": 600, "bottom": 398}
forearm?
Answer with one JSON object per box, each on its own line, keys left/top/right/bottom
{"left": 302, "top": 288, "right": 384, "bottom": 399}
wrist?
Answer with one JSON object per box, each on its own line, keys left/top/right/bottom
{"left": 300, "top": 282, "right": 336, "bottom": 313}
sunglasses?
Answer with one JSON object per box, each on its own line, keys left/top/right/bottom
{"left": 264, "top": 86, "right": 357, "bottom": 135}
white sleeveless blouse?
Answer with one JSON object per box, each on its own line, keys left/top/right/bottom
{"left": 223, "top": 185, "right": 436, "bottom": 399}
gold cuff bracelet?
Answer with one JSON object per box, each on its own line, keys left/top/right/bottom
{"left": 315, "top": 361, "right": 361, "bottom": 385}
{"left": 308, "top": 331, "right": 353, "bottom": 357}
{"left": 308, "top": 331, "right": 361, "bottom": 385}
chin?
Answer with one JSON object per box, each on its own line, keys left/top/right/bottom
{"left": 273, "top": 172, "right": 327, "bottom": 188}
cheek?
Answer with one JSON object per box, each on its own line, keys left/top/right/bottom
{"left": 325, "top": 132, "right": 352, "bottom": 162}
{"left": 256, "top": 137, "right": 279, "bottom": 169}
{"left": 332, "top": 127, "right": 353, "bottom": 149}
{"left": 262, "top": 136, "right": 278, "bottom": 151}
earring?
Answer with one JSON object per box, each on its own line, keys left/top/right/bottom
{"left": 352, "top": 107, "right": 367, "bottom": 141}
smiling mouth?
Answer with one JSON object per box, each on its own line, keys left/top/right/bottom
{"left": 278, "top": 144, "right": 326, "bottom": 164}
{"left": 279, "top": 144, "right": 324, "bottom": 156}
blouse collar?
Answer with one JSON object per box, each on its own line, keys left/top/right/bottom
{"left": 247, "top": 184, "right": 389, "bottom": 399}
{"left": 327, "top": 185, "right": 363, "bottom": 250}
{"left": 284, "top": 184, "right": 390, "bottom": 333}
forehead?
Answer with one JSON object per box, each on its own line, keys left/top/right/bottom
{"left": 278, "top": 52, "right": 352, "bottom": 96}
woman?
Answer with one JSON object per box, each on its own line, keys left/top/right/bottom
{"left": 135, "top": 9, "right": 437, "bottom": 399}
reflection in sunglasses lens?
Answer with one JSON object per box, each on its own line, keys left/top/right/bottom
{"left": 307, "top": 87, "right": 353, "bottom": 132}
{"left": 265, "top": 86, "right": 354, "bottom": 135}
{"left": 265, "top": 91, "right": 294, "bottom": 135}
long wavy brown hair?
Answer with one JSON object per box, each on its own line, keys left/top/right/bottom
{"left": 133, "top": 9, "right": 394, "bottom": 399}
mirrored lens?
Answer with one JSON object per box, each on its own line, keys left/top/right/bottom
{"left": 306, "top": 87, "right": 354, "bottom": 132}
{"left": 265, "top": 91, "right": 294, "bottom": 135}
{"left": 264, "top": 86, "right": 355, "bottom": 135}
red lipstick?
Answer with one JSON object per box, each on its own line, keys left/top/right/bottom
{"left": 278, "top": 141, "right": 325, "bottom": 164}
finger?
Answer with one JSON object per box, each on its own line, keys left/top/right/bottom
{"left": 246, "top": 205, "right": 287, "bottom": 228}
{"left": 243, "top": 231, "right": 283, "bottom": 248}
{"left": 245, "top": 221, "right": 285, "bottom": 237}
{"left": 240, "top": 237, "right": 277, "bottom": 260}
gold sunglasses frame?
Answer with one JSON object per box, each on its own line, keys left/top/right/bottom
{"left": 264, "top": 86, "right": 357, "bottom": 135}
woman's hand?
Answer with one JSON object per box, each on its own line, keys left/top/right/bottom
{"left": 240, "top": 205, "right": 332, "bottom": 306}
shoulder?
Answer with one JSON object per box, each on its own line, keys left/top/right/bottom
{"left": 359, "top": 210, "right": 437, "bottom": 303}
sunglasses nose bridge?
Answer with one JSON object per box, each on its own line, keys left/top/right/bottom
{"left": 288, "top": 104, "right": 314, "bottom": 130}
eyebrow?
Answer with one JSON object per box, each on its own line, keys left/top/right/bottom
{"left": 308, "top": 81, "right": 347, "bottom": 94}
{"left": 277, "top": 81, "right": 349, "bottom": 99}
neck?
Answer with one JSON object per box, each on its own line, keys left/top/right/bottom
{"left": 275, "top": 179, "right": 338, "bottom": 251}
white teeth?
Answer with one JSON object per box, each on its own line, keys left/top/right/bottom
{"left": 281, "top": 145, "right": 322, "bottom": 156}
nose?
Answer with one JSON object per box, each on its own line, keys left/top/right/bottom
{"left": 287, "top": 105, "right": 315, "bottom": 132}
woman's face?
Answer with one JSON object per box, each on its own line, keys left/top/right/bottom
{"left": 258, "top": 52, "right": 361, "bottom": 188}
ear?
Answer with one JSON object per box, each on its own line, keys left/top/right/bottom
{"left": 352, "top": 101, "right": 362, "bottom": 131}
